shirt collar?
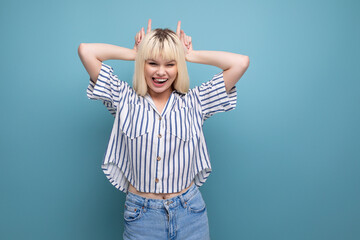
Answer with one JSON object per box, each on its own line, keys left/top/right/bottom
{"left": 144, "top": 91, "right": 177, "bottom": 116}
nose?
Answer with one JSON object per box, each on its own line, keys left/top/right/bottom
{"left": 156, "top": 65, "right": 166, "bottom": 76}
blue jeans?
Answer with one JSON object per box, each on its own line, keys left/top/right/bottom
{"left": 123, "top": 184, "right": 210, "bottom": 240}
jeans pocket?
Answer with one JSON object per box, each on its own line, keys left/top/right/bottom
{"left": 124, "top": 201, "right": 143, "bottom": 222}
{"left": 187, "top": 190, "right": 206, "bottom": 213}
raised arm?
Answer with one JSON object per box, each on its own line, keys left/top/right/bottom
{"left": 78, "top": 44, "right": 136, "bottom": 84}
{"left": 187, "top": 50, "right": 249, "bottom": 92}
{"left": 77, "top": 20, "right": 152, "bottom": 83}
{"left": 176, "top": 21, "right": 250, "bottom": 92}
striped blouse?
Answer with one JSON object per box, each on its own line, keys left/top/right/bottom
{"left": 87, "top": 62, "right": 237, "bottom": 194}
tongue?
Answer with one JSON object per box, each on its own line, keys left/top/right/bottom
{"left": 153, "top": 78, "right": 167, "bottom": 83}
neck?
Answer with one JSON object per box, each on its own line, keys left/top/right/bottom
{"left": 148, "top": 88, "right": 173, "bottom": 102}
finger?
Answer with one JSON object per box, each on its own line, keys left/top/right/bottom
{"left": 135, "top": 32, "right": 139, "bottom": 43}
{"left": 141, "top": 27, "right": 145, "bottom": 40}
{"left": 185, "top": 34, "right": 189, "bottom": 46}
{"left": 147, "top": 19, "right": 152, "bottom": 33}
{"left": 176, "top": 21, "right": 181, "bottom": 37}
{"left": 180, "top": 29, "right": 185, "bottom": 42}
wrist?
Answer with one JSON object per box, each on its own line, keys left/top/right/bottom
{"left": 128, "top": 48, "right": 136, "bottom": 61}
{"left": 185, "top": 50, "right": 197, "bottom": 63}
{"left": 113, "top": 47, "right": 136, "bottom": 61}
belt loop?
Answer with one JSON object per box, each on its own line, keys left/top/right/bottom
{"left": 179, "top": 194, "right": 187, "bottom": 208}
{"left": 143, "top": 199, "right": 148, "bottom": 212}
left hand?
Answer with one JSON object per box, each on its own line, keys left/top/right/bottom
{"left": 134, "top": 19, "right": 152, "bottom": 51}
{"left": 176, "top": 21, "right": 193, "bottom": 57}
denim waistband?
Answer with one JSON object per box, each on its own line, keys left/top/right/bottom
{"left": 125, "top": 183, "right": 198, "bottom": 209}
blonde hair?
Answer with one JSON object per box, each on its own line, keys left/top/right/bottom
{"left": 133, "top": 28, "right": 189, "bottom": 96}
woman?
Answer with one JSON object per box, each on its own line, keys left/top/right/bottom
{"left": 78, "top": 19, "right": 249, "bottom": 240}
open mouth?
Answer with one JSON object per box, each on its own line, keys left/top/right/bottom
{"left": 152, "top": 78, "right": 168, "bottom": 86}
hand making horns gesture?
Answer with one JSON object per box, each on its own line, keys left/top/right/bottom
{"left": 134, "top": 19, "right": 152, "bottom": 51}
{"left": 176, "top": 21, "right": 193, "bottom": 56}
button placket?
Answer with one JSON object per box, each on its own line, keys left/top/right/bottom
{"left": 154, "top": 113, "right": 165, "bottom": 191}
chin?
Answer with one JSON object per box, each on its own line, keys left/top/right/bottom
{"left": 147, "top": 82, "right": 174, "bottom": 95}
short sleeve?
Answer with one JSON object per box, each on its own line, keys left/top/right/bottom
{"left": 86, "top": 62, "right": 131, "bottom": 116}
{"left": 195, "top": 72, "right": 237, "bottom": 121}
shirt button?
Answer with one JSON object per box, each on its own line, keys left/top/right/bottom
{"left": 158, "top": 134, "right": 162, "bottom": 138}
{"left": 157, "top": 156, "right": 161, "bottom": 161}
{"left": 155, "top": 178, "right": 159, "bottom": 183}
{"left": 159, "top": 116, "right": 162, "bottom": 121}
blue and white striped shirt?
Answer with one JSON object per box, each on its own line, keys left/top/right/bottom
{"left": 87, "top": 63, "right": 237, "bottom": 193}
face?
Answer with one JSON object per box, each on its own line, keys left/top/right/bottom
{"left": 144, "top": 57, "right": 178, "bottom": 98}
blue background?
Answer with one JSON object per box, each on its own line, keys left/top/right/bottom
{"left": 1, "top": 0, "right": 359, "bottom": 239}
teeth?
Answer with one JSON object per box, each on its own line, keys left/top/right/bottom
{"left": 154, "top": 78, "right": 167, "bottom": 83}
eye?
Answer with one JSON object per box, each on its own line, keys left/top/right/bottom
{"left": 167, "top": 63, "right": 175, "bottom": 67}
{"left": 148, "top": 62, "right": 157, "bottom": 66}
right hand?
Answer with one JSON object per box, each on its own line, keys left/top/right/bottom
{"left": 176, "top": 21, "right": 193, "bottom": 57}
{"left": 134, "top": 19, "right": 152, "bottom": 51}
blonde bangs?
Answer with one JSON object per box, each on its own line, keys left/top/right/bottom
{"left": 142, "top": 35, "right": 179, "bottom": 62}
